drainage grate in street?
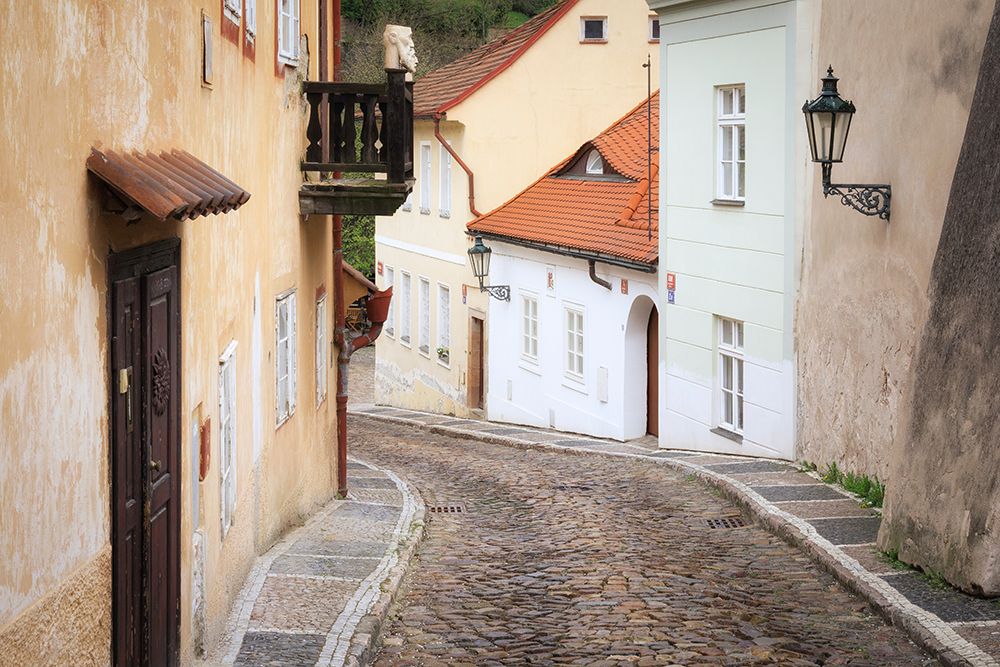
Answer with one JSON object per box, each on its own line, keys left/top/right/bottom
{"left": 704, "top": 517, "right": 747, "bottom": 529}
{"left": 428, "top": 504, "right": 465, "bottom": 514}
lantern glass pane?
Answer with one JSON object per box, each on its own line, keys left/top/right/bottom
{"left": 831, "top": 111, "right": 852, "bottom": 162}
{"left": 817, "top": 111, "right": 835, "bottom": 162}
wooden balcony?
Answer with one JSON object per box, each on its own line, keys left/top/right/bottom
{"left": 300, "top": 69, "right": 414, "bottom": 216}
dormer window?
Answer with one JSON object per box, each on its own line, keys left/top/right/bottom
{"left": 585, "top": 150, "right": 604, "bottom": 175}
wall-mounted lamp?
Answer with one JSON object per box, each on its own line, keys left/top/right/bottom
{"left": 467, "top": 235, "right": 510, "bottom": 301}
{"left": 803, "top": 67, "right": 891, "bottom": 222}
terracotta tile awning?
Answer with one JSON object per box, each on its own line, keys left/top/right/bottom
{"left": 87, "top": 148, "right": 251, "bottom": 221}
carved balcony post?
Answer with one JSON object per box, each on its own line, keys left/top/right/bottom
{"left": 385, "top": 68, "right": 407, "bottom": 184}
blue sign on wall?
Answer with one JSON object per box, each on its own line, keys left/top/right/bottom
{"left": 667, "top": 290, "right": 675, "bottom": 304}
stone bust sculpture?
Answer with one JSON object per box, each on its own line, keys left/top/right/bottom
{"left": 383, "top": 25, "right": 418, "bottom": 80}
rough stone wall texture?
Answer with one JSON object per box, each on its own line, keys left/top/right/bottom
{"left": 879, "top": 0, "right": 1000, "bottom": 597}
{"left": 0, "top": 547, "right": 111, "bottom": 667}
{"left": 795, "top": 0, "right": 993, "bottom": 479}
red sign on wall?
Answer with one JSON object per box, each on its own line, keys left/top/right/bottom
{"left": 621, "top": 279, "right": 629, "bottom": 295}
{"left": 666, "top": 272, "right": 676, "bottom": 291}
{"left": 377, "top": 261, "right": 384, "bottom": 276}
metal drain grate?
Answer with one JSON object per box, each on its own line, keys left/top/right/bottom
{"left": 704, "top": 517, "right": 747, "bottom": 529}
{"left": 428, "top": 504, "right": 465, "bottom": 514}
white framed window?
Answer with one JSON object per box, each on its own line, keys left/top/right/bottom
{"left": 521, "top": 294, "right": 539, "bottom": 361}
{"left": 316, "top": 295, "right": 328, "bottom": 406}
{"left": 565, "top": 307, "right": 584, "bottom": 379}
{"left": 437, "top": 284, "right": 450, "bottom": 365}
{"left": 223, "top": 0, "right": 242, "bottom": 24}
{"left": 275, "top": 290, "right": 297, "bottom": 426}
{"left": 277, "top": 0, "right": 300, "bottom": 65}
{"left": 401, "top": 192, "right": 413, "bottom": 212}
{"left": 384, "top": 267, "right": 395, "bottom": 337}
{"left": 717, "top": 85, "right": 746, "bottom": 201}
{"left": 585, "top": 149, "right": 604, "bottom": 175}
{"left": 419, "top": 142, "right": 432, "bottom": 215}
{"left": 245, "top": 0, "right": 257, "bottom": 41}
{"left": 718, "top": 317, "right": 745, "bottom": 434}
{"left": 439, "top": 144, "right": 452, "bottom": 218}
{"left": 399, "top": 272, "right": 412, "bottom": 345}
{"left": 580, "top": 16, "right": 607, "bottom": 42}
{"left": 219, "top": 341, "right": 237, "bottom": 537}
{"left": 418, "top": 278, "right": 431, "bottom": 356}
{"left": 649, "top": 16, "right": 660, "bottom": 41}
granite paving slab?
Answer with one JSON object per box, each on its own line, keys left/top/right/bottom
{"left": 234, "top": 631, "right": 326, "bottom": 667}
{"left": 807, "top": 516, "right": 882, "bottom": 545}
{"left": 270, "top": 553, "right": 379, "bottom": 580}
{"left": 348, "top": 477, "right": 398, "bottom": 489}
{"left": 755, "top": 484, "right": 847, "bottom": 502}
{"left": 249, "top": 576, "right": 358, "bottom": 633}
{"left": 772, "top": 499, "right": 876, "bottom": 518}
{"left": 704, "top": 460, "right": 798, "bottom": 474}
{"left": 954, "top": 625, "right": 1000, "bottom": 658}
{"left": 728, "top": 471, "right": 825, "bottom": 486}
{"left": 348, "top": 488, "right": 404, "bottom": 506}
{"left": 290, "top": 538, "right": 391, "bottom": 559}
{"left": 881, "top": 573, "right": 1000, "bottom": 623}
{"left": 841, "top": 545, "right": 902, "bottom": 576}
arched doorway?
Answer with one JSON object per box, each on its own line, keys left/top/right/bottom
{"left": 624, "top": 295, "right": 657, "bottom": 440}
{"left": 647, "top": 308, "right": 659, "bottom": 436}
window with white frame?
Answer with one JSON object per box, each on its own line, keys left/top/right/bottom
{"left": 522, "top": 294, "right": 539, "bottom": 361}
{"left": 585, "top": 149, "right": 604, "bottom": 175}
{"left": 245, "top": 0, "right": 257, "bottom": 41}
{"left": 718, "top": 317, "right": 744, "bottom": 434}
{"left": 399, "top": 272, "right": 412, "bottom": 345}
{"left": 419, "top": 143, "right": 431, "bottom": 214}
{"left": 439, "top": 144, "right": 452, "bottom": 218}
{"left": 384, "top": 267, "right": 395, "bottom": 337}
{"left": 565, "top": 307, "right": 584, "bottom": 379}
{"left": 224, "top": 0, "right": 242, "bottom": 24}
{"left": 649, "top": 16, "right": 660, "bottom": 41}
{"left": 219, "top": 342, "right": 237, "bottom": 537}
{"left": 418, "top": 278, "right": 431, "bottom": 355}
{"left": 275, "top": 291, "right": 297, "bottom": 425}
{"left": 277, "top": 0, "right": 300, "bottom": 65}
{"left": 316, "top": 295, "right": 328, "bottom": 406}
{"left": 580, "top": 16, "right": 607, "bottom": 42}
{"left": 437, "top": 284, "right": 450, "bottom": 364}
{"left": 717, "top": 86, "right": 746, "bottom": 201}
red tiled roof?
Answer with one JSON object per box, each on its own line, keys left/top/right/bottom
{"left": 468, "top": 93, "right": 659, "bottom": 265}
{"left": 413, "top": 0, "right": 580, "bottom": 118}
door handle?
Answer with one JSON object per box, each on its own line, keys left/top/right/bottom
{"left": 150, "top": 459, "right": 162, "bottom": 473}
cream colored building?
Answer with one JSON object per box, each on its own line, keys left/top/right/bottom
{"left": 375, "top": 0, "right": 660, "bottom": 417}
{"left": 0, "top": 2, "right": 356, "bottom": 665}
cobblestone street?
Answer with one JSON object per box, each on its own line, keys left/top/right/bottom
{"left": 350, "top": 417, "right": 935, "bottom": 666}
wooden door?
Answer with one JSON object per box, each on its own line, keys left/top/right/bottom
{"left": 111, "top": 240, "right": 181, "bottom": 667}
{"left": 646, "top": 308, "right": 659, "bottom": 436}
{"left": 468, "top": 316, "right": 484, "bottom": 409}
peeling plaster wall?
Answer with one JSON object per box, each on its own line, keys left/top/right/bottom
{"left": 795, "top": 0, "right": 992, "bottom": 478}
{"left": 0, "top": 1, "right": 336, "bottom": 664}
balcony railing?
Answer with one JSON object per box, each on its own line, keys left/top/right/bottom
{"left": 301, "top": 69, "right": 414, "bottom": 196}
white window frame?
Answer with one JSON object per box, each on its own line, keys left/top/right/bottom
{"left": 245, "top": 0, "right": 257, "bottom": 41}
{"left": 521, "top": 293, "right": 539, "bottom": 362}
{"left": 717, "top": 317, "right": 745, "bottom": 435}
{"left": 316, "top": 294, "right": 328, "bottom": 406}
{"left": 649, "top": 16, "right": 660, "bottom": 42}
{"left": 418, "top": 277, "right": 431, "bottom": 357}
{"left": 219, "top": 341, "right": 237, "bottom": 537}
{"left": 439, "top": 144, "right": 452, "bottom": 218}
{"left": 565, "top": 306, "right": 585, "bottom": 380}
{"left": 419, "top": 142, "right": 432, "bottom": 215}
{"left": 399, "top": 272, "right": 412, "bottom": 346}
{"left": 277, "top": 0, "right": 300, "bottom": 65}
{"left": 223, "top": 0, "right": 242, "bottom": 24}
{"left": 716, "top": 85, "right": 746, "bottom": 202}
{"left": 384, "top": 267, "right": 395, "bottom": 338}
{"left": 585, "top": 149, "right": 604, "bottom": 175}
{"left": 275, "top": 290, "right": 297, "bottom": 426}
{"left": 437, "top": 284, "right": 450, "bottom": 366}
{"left": 580, "top": 16, "right": 608, "bottom": 42}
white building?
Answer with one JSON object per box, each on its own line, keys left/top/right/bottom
{"left": 469, "top": 95, "right": 660, "bottom": 441}
{"left": 647, "top": 0, "right": 814, "bottom": 459}
{"left": 375, "top": 0, "right": 661, "bottom": 417}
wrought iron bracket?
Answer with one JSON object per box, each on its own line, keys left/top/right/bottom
{"left": 481, "top": 284, "right": 511, "bottom": 302}
{"left": 822, "top": 163, "right": 891, "bottom": 222}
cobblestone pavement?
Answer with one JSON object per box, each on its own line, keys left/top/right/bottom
{"left": 351, "top": 417, "right": 937, "bottom": 666}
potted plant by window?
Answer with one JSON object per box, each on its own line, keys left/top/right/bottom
{"left": 436, "top": 346, "right": 449, "bottom": 363}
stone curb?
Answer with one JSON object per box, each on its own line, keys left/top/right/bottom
{"left": 351, "top": 409, "right": 997, "bottom": 667}
{"left": 341, "top": 462, "right": 426, "bottom": 667}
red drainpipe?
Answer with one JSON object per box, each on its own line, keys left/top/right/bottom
{"left": 434, "top": 113, "right": 482, "bottom": 217}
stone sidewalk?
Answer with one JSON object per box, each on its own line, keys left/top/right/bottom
{"left": 350, "top": 404, "right": 1000, "bottom": 667}
{"left": 199, "top": 457, "right": 424, "bottom": 667}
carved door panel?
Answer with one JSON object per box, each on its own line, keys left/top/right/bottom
{"left": 110, "top": 240, "right": 180, "bottom": 667}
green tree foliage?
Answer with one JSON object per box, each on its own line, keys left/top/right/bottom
{"left": 343, "top": 215, "right": 376, "bottom": 281}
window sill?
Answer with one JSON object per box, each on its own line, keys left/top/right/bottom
{"left": 418, "top": 345, "right": 431, "bottom": 358}
{"left": 437, "top": 358, "right": 451, "bottom": 369}
{"left": 561, "top": 377, "right": 588, "bottom": 395}
{"left": 277, "top": 54, "right": 299, "bottom": 68}
{"left": 419, "top": 208, "right": 431, "bottom": 216}
{"left": 399, "top": 336, "right": 411, "bottom": 348}
{"left": 519, "top": 360, "right": 541, "bottom": 377}
{"left": 439, "top": 211, "right": 451, "bottom": 219}
{"left": 711, "top": 198, "right": 745, "bottom": 207}
{"left": 648, "top": 39, "right": 660, "bottom": 44}
{"left": 711, "top": 426, "right": 743, "bottom": 444}
{"left": 580, "top": 39, "right": 608, "bottom": 44}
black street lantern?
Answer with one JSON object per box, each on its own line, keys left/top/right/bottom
{"left": 467, "top": 235, "right": 510, "bottom": 301}
{"left": 803, "top": 66, "right": 891, "bottom": 221}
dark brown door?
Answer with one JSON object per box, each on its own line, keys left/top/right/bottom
{"left": 468, "top": 316, "right": 484, "bottom": 409}
{"left": 646, "top": 308, "right": 659, "bottom": 436}
{"left": 110, "top": 239, "right": 181, "bottom": 667}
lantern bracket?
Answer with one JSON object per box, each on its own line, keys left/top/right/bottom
{"left": 821, "top": 163, "right": 891, "bottom": 222}
{"left": 477, "top": 279, "right": 511, "bottom": 302}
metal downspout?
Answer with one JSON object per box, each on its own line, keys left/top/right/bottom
{"left": 434, "top": 114, "right": 481, "bottom": 217}
{"left": 588, "top": 259, "right": 612, "bottom": 290}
